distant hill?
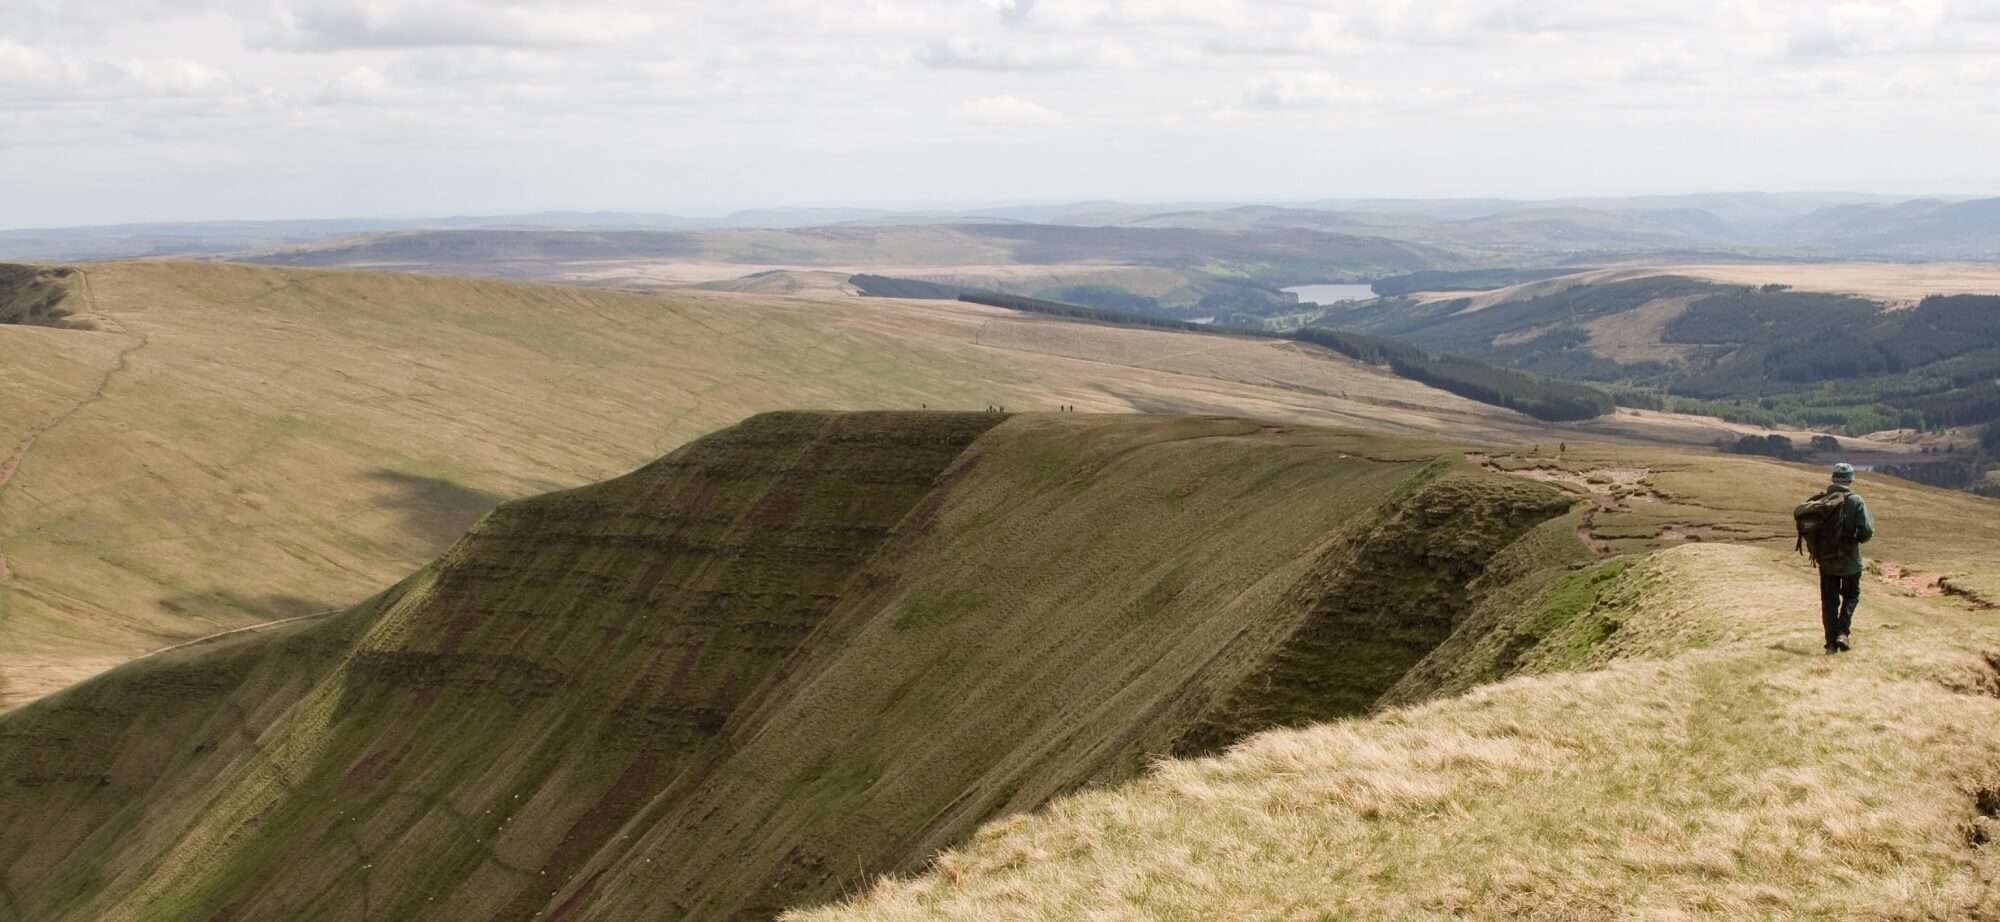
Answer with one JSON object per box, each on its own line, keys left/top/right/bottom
{"left": 1782, "top": 197, "right": 2000, "bottom": 258}
{"left": 1320, "top": 269, "right": 2000, "bottom": 441}
{"left": 247, "top": 223, "right": 1452, "bottom": 283}
{"left": 10, "top": 192, "right": 1997, "bottom": 264}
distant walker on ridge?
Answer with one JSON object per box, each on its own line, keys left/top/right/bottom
{"left": 1792, "top": 462, "right": 1877, "bottom": 655}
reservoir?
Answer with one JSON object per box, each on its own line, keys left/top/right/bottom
{"left": 1284, "top": 283, "right": 1377, "bottom": 305}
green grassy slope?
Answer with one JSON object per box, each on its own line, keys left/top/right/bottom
{"left": 796, "top": 542, "right": 2000, "bottom": 921}
{"left": 2, "top": 260, "right": 1560, "bottom": 709}
{"left": 0, "top": 412, "right": 1585, "bottom": 921}
{"left": 793, "top": 444, "right": 2000, "bottom": 921}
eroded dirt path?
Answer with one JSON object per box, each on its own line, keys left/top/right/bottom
{"left": 1469, "top": 452, "right": 1664, "bottom": 556}
{"left": 125, "top": 608, "right": 343, "bottom": 663}
{"left": 1474, "top": 450, "right": 2000, "bottom": 613}
{"left": 0, "top": 280, "right": 148, "bottom": 583}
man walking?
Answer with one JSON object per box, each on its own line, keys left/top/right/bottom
{"left": 1815, "top": 462, "right": 1875, "bottom": 654}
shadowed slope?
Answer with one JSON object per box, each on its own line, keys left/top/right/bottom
{"left": 0, "top": 412, "right": 1578, "bottom": 921}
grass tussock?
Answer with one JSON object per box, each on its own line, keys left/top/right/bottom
{"left": 794, "top": 543, "right": 2000, "bottom": 921}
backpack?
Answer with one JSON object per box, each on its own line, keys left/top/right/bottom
{"left": 1793, "top": 490, "right": 1851, "bottom": 561}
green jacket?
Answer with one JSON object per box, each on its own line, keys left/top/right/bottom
{"left": 1818, "top": 485, "right": 1875, "bottom": 577}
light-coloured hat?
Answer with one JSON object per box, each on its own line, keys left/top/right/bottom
{"left": 1831, "top": 462, "right": 1855, "bottom": 484}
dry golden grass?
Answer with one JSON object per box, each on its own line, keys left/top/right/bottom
{"left": 1652, "top": 262, "right": 2000, "bottom": 307}
{"left": 0, "top": 413, "right": 1557, "bottom": 920}
{"left": 793, "top": 542, "right": 2000, "bottom": 921}
{"left": 0, "top": 261, "right": 1565, "bottom": 708}
{"left": 0, "top": 260, "right": 1941, "bottom": 709}
{"left": 1584, "top": 295, "right": 1703, "bottom": 366}
{"left": 1427, "top": 263, "right": 2000, "bottom": 313}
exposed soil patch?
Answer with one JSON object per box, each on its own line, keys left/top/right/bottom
{"left": 1875, "top": 561, "right": 1946, "bottom": 598}
{"left": 1475, "top": 455, "right": 1662, "bottom": 556}
{"left": 1656, "top": 524, "right": 1758, "bottom": 543}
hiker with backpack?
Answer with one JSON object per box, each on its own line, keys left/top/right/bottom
{"left": 1793, "top": 462, "right": 1876, "bottom": 654}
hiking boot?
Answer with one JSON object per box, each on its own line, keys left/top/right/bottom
{"left": 1835, "top": 634, "right": 1851, "bottom": 653}
{"left": 1825, "top": 643, "right": 1839, "bottom": 655}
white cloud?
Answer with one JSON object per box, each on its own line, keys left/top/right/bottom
{"left": 256, "top": 1, "right": 659, "bottom": 51}
{"left": 920, "top": 36, "right": 1137, "bottom": 72}
{"left": 315, "top": 65, "right": 391, "bottom": 105}
{"left": 921, "top": 38, "right": 1082, "bottom": 72}
{"left": 120, "top": 59, "right": 231, "bottom": 96}
{"left": 1237, "top": 71, "right": 1373, "bottom": 110}
{"left": 959, "top": 94, "right": 1059, "bottom": 124}
{"left": 2, "top": 0, "right": 1999, "bottom": 227}
{"left": 989, "top": 0, "right": 1036, "bottom": 25}
{"left": 0, "top": 40, "right": 231, "bottom": 101}
{"left": 1784, "top": 0, "right": 1953, "bottom": 56}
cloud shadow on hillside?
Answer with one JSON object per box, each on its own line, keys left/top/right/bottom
{"left": 365, "top": 468, "right": 509, "bottom": 552}
{"left": 1096, "top": 387, "right": 1245, "bottom": 418}
{"left": 159, "top": 590, "right": 341, "bottom": 621}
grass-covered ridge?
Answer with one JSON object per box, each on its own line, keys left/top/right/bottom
{"left": 5, "top": 412, "right": 1997, "bottom": 919}
{"left": 794, "top": 540, "right": 2000, "bottom": 920}
{"left": 2, "top": 260, "right": 1575, "bottom": 709}
{"left": 0, "top": 413, "right": 1592, "bottom": 921}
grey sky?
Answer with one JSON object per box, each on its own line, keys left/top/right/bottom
{"left": 3, "top": 0, "right": 1999, "bottom": 227}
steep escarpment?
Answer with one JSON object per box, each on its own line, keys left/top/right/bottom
{"left": 794, "top": 542, "right": 2000, "bottom": 921}
{"left": 0, "top": 412, "right": 1579, "bottom": 921}
{"left": 1172, "top": 469, "right": 1580, "bottom": 755}
{"left": 0, "top": 264, "right": 77, "bottom": 328}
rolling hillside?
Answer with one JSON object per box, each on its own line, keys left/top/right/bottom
{"left": 786, "top": 420, "right": 2000, "bottom": 921}
{"left": 245, "top": 224, "right": 1449, "bottom": 293}
{"left": 5, "top": 260, "right": 1625, "bottom": 709}
{"left": 235, "top": 223, "right": 1454, "bottom": 322}
{"left": 0, "top": 412, "right": 1581, "bottom": 920}
{"left": 1323, "top": 269, "right": 2000, "bottom": 441}
{"left": 5, "top": 411, "right": 1996, "bottom": 920}
{"left": 799, "top": 542, "right": 2000, "bottom": 920}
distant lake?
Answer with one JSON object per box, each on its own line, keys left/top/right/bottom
{"left": 1284, "top": 283, "right": 1378, "bottom": 305}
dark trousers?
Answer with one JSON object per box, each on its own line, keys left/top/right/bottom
{"left": 1819, "top": 571, "right": 1860, "bottom": 646}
